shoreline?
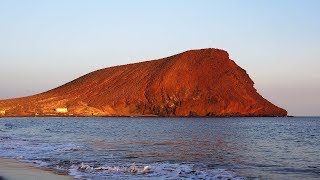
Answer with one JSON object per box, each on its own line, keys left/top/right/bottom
{"left": 0, "top": 115, "right": 291, "bottom": 118}
{"left": 0, "top": 158, "right": 73, "bottom": 180}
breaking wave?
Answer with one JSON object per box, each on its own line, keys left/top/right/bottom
{"left": 69, "top": 162, "right": 244, "bottom": 179}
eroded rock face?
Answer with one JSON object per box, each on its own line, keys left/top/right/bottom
{"left": 0, "top": 48, "right": 287, "bottom": 117}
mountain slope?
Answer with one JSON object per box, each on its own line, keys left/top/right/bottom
{"left": 0, "top": 48, "right": 287, "bottom": 117}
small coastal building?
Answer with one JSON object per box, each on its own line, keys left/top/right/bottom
{"left": 0, "top": 110, "right": 5, "bottom": 116}
{"left": 55, "top": 108, "right": 68, "bottom": 113}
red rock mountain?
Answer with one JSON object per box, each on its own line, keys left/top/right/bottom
{"left": 0, "top": 48, "right": 287, "bottom": 117}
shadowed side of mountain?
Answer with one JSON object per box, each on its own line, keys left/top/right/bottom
{"left": 0, "top": 48, "right": 287, "bottom": 117}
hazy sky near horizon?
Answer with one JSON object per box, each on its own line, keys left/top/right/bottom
{"left": 0, "top": 0, "right": 319, "bottom": 116}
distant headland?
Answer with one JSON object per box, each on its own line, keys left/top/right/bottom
{"left": 0, "top": 48, "right": 287, "bottom": 117}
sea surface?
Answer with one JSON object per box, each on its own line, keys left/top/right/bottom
{"left": 0, "top": 117, "right": 319, "bottom": 179}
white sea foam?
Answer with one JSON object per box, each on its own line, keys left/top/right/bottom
{"left": 68, "top": 162, "right": 244, "bottom": 179}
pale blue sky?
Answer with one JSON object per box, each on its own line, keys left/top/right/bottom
{"left": 0, "top": 0, "right": 319, "bottom": 116}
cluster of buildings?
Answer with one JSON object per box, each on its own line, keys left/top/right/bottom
{"left": 54, "top": 108, "right": 68, "bottom": 113}
{"left": 0, "top": 108, "right": 69, "bottom": 117}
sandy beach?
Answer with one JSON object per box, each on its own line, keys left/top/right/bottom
{"left": 0, "top": 158, "right": 72, "bottom": 180}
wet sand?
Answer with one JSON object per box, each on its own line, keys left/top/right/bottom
{"left": 0, "top": 158, "right": 73, "bottom": 180}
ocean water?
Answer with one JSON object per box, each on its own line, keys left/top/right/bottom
{"left": 0, "top": 117, "right": 319, "bottom": 179}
